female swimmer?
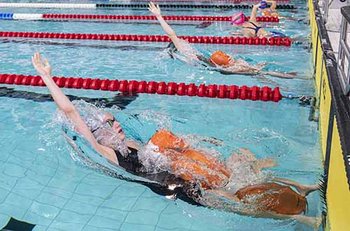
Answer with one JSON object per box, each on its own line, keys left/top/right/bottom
{"left": 32, "top": 52, "right": 320, "bottom": 228}
{"left": 148, "top": 2, "right": 296, "bottom": 79}
{"left": 230, "top": 1, "right": 286, "bottom": 38}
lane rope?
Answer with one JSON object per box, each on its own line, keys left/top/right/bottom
{"left": 0, "top": 13, "right": 279, "bottom": 23}
{"left": 0, "top": 31, "right": 292, "bottom": 46}
{"left": 0, "top": 74, "right": 283, "bottom": 102}
{"left": 0, "top": 3, "right": 296, "bottom": 10}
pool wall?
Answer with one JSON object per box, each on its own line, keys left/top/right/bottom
{"left": 309, "top": 1, "right": 350, "bottom": 230}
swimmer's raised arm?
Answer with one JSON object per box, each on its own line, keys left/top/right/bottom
{"left": 249, "top": 3, "right": 261, "bottom": 22}
{"left": 266, "top": 0, "right": 277, "bottom": 11}
{"left": 148, "top": 2, "right": 190, "bottom": 54}
{"left": 148, "top": 2, "right": 177, "bottom": 40}
{"left": 32, "top": 52, "right": 118, "bottom": 163}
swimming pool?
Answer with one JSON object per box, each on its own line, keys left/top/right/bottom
{"left": 0, "top": 0, "right": 323, "bottom": 230}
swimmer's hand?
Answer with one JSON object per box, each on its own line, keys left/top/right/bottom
{"left": 32, "top": 52, "right": 52, "bottom": 78}
{"left": 148, "top": 2, "right": 161, "bottom": 17}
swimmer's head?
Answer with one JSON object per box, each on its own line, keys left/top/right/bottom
{"left": 92, "top": 112, "right": 129, "bottom": 157}
{"left": 70, "top": 100, "right": 129, "bottom": 157}
{"left": 231, "top": 12, "right": 245, "bottom": 25}
{"left": 259, "top": 0, "right": 268, "bottom": 9}
{"left": 210, "top": 50, "right": 233, "bottom": 67}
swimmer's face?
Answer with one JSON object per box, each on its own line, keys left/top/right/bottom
{"left": 103, "top": 112, "right": 126, "bottom": 141}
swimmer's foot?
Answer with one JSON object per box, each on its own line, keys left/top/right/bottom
{"left": 296, "top": 184, "right": 319, "bottom": 196}
{"left": 272, "top": 178, "right": 320, "bottom": 196}
{"left": 293, "top": 215, "right": 322, "bottom": 230}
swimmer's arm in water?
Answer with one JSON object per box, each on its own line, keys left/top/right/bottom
{"left": 237, "top": 148, "right": 276, "bottom": 171}
{"left": 251, "top": 158, "right": 277, "bottom": 174}
{"left": 32, "top": 52, "right": 118, "bottom": 164}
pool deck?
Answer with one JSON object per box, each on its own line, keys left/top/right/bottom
{"left": 325, "top": 1, "right": 349, "bottom": 54}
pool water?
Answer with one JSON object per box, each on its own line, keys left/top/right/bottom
{"left": 0, "top": 0, "right": 322, "bottom": 231}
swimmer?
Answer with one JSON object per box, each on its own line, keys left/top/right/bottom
{"left": 259, "top": 0, "right": 279, "bottom": 17}
{"left": 230, "top": 1, "right": 286, "bottom": 38}
{"left": 32, "top": 52, "right": 320, "bottom": 228}
{"left": 148, "top": 2, "right": 296, "bottom": 79}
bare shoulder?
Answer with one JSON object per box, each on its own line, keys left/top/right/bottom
{"left": 96, "top": 144, "right": 119, "bottom": 164}
{"left": 126, "top": 140, "right": 141, "bottom": 150}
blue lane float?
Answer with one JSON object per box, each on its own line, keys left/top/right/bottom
{"left": 0, "top": 13, "right": 13, "bottom": 20}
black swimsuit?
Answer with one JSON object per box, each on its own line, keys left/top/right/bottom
{"left": 115, "top": 148, "right": 202, "bottom": 206}
{"left": 243, "top": 21, "right": 262, "bottom": 36}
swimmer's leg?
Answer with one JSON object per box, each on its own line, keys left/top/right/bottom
{"left": 292, "top": 215, "right": 322, "bottom": 230}
{"left": 260, "top": 71, "right": 297, "bottom": 79}
{"left": 270, "top": 214, "right": 322, "bottom": 230}
{"left": 255, "top": 212, "right": 322, "bottom": 229}
{"left": 273, "top": 178, "right": 319, "bottom": 196}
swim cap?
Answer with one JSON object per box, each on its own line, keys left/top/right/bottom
{"left": 231, "top": 12, "right": 245, "bottom": 25}
{"left": 259, "top": 0, "right": 268, "bottom": 9}
{"left": 210, "top": 50, "right": 232, "bottom": 66}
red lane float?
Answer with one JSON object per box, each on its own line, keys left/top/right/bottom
{"left": 0, "top": 31, "right": 292, "bottom": 46}
{"left": 0, "top": 74, "right": 282, "bottom": 102}
{"left": 135, "top": 0, "right": 290, "bottom": 2}
{"left": 42, "top": 14, "right": 279, "bottom": 23}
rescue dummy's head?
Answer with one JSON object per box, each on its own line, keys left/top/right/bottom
{"left": 235, "top": 183, "right": 307, "bottom": 215}
{"left": 210, "top": 50, "right": 232, "bottom": 67}
{"left": 263, "top": 10, "right": 279, "bottom": 17}
{"left": 231, "top": 12, "right": 245, "bottom": 25}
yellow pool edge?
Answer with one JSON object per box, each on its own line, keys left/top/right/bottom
{"left": 309, "top": 1, "right": 350, "bottom": 230}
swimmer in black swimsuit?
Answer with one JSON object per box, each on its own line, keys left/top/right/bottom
{"left": 32, "top": 51, "right": 321, "bottom": 228}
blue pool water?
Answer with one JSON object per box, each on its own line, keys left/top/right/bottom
{"left": 0, "top": 1, "right": 322, "bottom": 231}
